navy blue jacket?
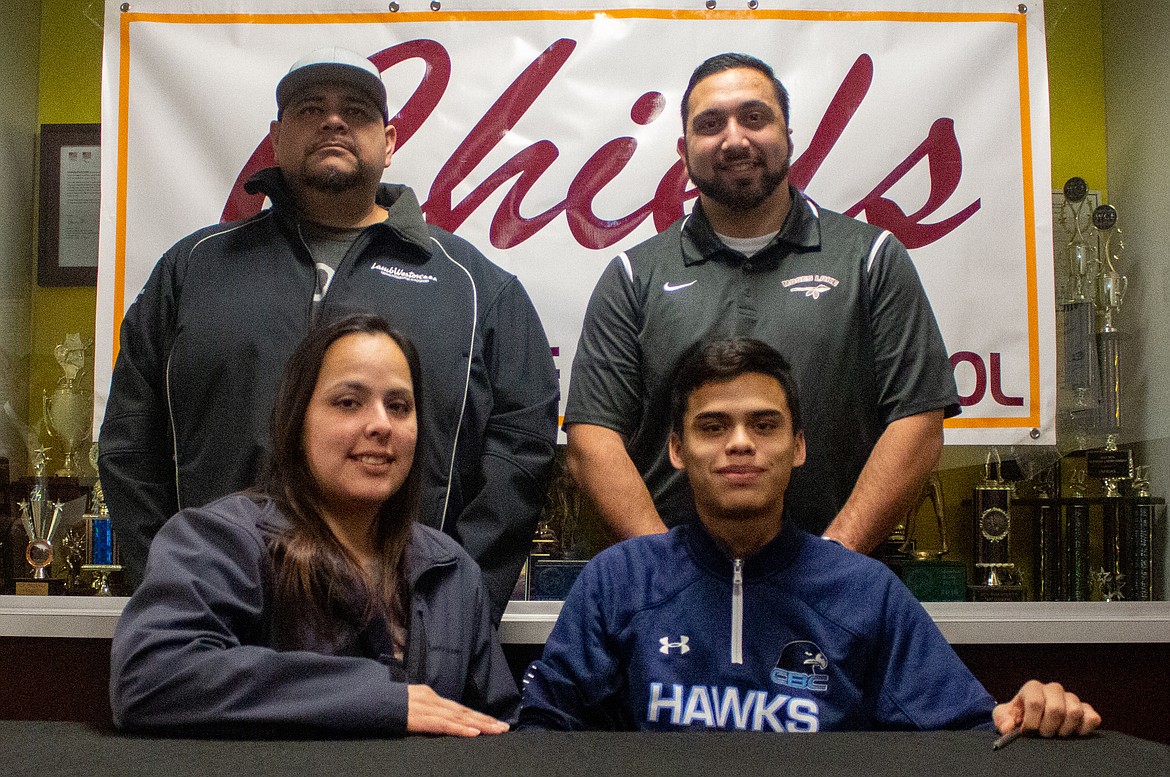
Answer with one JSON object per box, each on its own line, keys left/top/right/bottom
{"left": 110, "top": 494, "right": 518, "bottom": 734}
{"left": 520, "top": 521, "right": 994, "bottom": 732}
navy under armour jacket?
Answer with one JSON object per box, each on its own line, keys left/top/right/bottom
{"left": 519, "top": 520, "right": 995, "bottom": 732}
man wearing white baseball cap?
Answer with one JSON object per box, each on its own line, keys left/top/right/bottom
{"left": 100, "top": 47, "right": 559, "bottom": 624}
{"left": 276, "top": 46, "right": 391, "bottom": 123}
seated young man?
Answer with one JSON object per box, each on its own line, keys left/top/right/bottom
{"left": 520, "top": 338, "right": 1100, "bottom": 736}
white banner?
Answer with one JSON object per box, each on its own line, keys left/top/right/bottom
{"left": 97, "top": 0, "right": 1054, "bottom": 444}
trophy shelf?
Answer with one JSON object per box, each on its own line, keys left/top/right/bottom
{"left": 1, "top": 596, "right": 1168, "bottom": 645}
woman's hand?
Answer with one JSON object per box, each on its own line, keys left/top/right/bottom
{"left": 992, "top": 680, "right": 1101, "bottom": 738}
{"left": 406, "top": 684, "right": 510, "bottom": 737}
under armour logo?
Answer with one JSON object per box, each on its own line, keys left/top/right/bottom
{"left": 659, "top": 635, "right": 690, "bottom": 654}
{"left": 663, "top": 280, "right": 698, "bottom": 292}
{"left": 788, "top": 283, "right": 832, "bottom": 299}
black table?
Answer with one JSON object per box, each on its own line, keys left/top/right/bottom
{"left": 2, "top": 722, "right": 1167, "bottom": 776}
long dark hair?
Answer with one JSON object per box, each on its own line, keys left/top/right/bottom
{"left": 259, "top": 313, "right": 424, "bottom": 649}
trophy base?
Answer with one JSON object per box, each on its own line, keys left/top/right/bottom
{"left": 1086, "top": 447, "right": 1132, "bottom": 480}
{"left": 14, "top": 578, "right": 66, "bottom": 596}
{"left": 968, "top": 584, "right": 1026, "bottom": 603}
{"left": 889, "top": 560, "right": 967, "bottom": 602}
{"left": 529, "top": 559, "right": 588, "bottom": 600}
{"left": 81, "top": 565, "right": 125, "bottom": 596}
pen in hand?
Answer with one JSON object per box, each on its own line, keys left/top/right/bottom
{"left": 992, "top": 726, "right": 1024, "bottom": 751}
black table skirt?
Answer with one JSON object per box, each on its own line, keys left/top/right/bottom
{"left": 2, "top": 722, "right": 1167, "bottom": 777}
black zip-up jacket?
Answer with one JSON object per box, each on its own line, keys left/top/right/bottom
{"left": 98, "top": 168, "right": 559, "bottom": 620}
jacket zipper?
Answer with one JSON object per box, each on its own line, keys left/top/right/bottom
{"left": 297, "top": 219, "right": 374, "bottom": 320}
{"left": 731, "top": 558, "right": 744, "bottom": 665}
{"left": 405, "top": 557, "right": 457, "bottom": 680}
{"left": 295, "top": 222, "right": 321, "bottom": 323}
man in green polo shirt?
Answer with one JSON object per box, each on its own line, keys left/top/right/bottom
{"left": 564, "top": 52, "right": 957, "bottom": 553}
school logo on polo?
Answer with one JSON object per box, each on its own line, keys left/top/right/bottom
{"left": 771, "top": 640, "right": 830, "bottom": 692}
{"left": 781, "top": 274, "right": 839, "bottom": 299}
{"left": 371, "top": 262, "right": 438, "bottom": 284}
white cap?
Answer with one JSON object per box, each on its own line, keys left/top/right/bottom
{"left": 276, "top": 47, "right": 388, "bottom": 122}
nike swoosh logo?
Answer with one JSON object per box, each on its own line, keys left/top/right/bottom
{"left": 663, "top": 280, "right": 698, "bottom": 292}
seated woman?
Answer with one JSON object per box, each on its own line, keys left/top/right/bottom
{"left": 110, "top": 314, "right": 517, "bottom": 736}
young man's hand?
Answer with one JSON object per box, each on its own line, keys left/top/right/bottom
{"left": 992, "top": 680, "right": 1101, "bottom": 738}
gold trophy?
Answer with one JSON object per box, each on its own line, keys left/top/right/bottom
{"left": 81, "top": 443, "right": 122, "bottom": 595}
{"left": 42, "top": 333, "right": 94, "bottom": 477}
{"left": 968, "top": 450, "right": 1024, "bottom": 601}
{"left": 888, "top": 474, "right": 967, "bottom": 601}
{"left": 15, "top": 448, "right": 67, "bottom": 594}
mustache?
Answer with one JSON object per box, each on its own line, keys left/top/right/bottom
{"left": 310, "top": 138, "right": 356, "bottom": 153}
{"left": 717, "top": 147, "right": 758, "bottom": 166}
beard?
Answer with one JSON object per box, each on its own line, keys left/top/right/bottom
{"left": 297, "top": 159, "right": 368, "bottom": 194}
{"left": 291, "top": 141, "right": 376, "bottom": 194}
{"left": 690, "top": 151, "right": 789, "bottom": 212}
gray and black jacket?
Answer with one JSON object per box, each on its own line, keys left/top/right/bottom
{"left": 99, "top": 168, "right": 559, "bottom": 620}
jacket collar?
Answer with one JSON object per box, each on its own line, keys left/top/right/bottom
{"left": 679, "top": 514, "right": 806, "bottom": 581}
{"left": 680, "top": 184, "right": 823, "bottom": 268}
{"left": 244, "top": 167, "right": 433, "bottom": 262}
{"left": 404, "top": 524, "right": 459, "bottom": 587}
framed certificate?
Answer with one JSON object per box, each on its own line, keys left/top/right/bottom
{"left": 37, "top": 123, "right": 100, "bottom": 286}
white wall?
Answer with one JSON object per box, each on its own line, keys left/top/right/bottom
{"left": 0, "top": 4, "right": 41, "bottom": 478}
{"left": 1101, "top": 0, "right": 1170, "bottom": 593}
{"left": 1102, "top": 2, "right": 1170, "bottom": 445}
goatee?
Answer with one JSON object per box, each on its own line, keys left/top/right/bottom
{"left": 299, "top": 164, "right": 365, "bottom": 194}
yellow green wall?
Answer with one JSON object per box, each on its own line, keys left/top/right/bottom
{"left": 1047, "top": 0, "right": 1108, "bottom": 192}
{"left": 30, "top": 0, "right": 102, "bottom": 423}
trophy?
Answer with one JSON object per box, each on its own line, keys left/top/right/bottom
{"left": 81, "top": 443, "right": 122, "bottom": 595}
{"left": 1064, "top": 468, "right": 1091, "bottom": 601}
{"left": 1056, "top": 177, "right": 1100, "bottom": 451}
{"left": 1129, "top": 465, "right": 1155, "bottom": 602}
{"left": 887, "top": 474, "right": 966, "bottom": 602}
{"left": 1032, "top": 468, "right": 1062, "bottom": 602}
{"left": 1060, "top": 177, "right": 1098, "bottom": 304}
{"left": 1094, "top": 204, "right": 1126, "bottom": 447}
{"left": 527, "top": 495, "right": 578, "bottom": 601}
{"left": 876, "top": 520, "right": 912, "bottom": 563}
{"left": 1079, "top": 204, "right": 1136, "bottom": 601}
{"left": 525, "top": 449, "right": 588, "bottom": 601}
{"left": 968, "top": 450, "right": 1024, "bottom": 601}
{"left": 14, "top": 448, "right": 67, "bottom": 595}
{"left": 1098, "top": 458, "right": 1131, "bottom": 602}
{"left": 60, "top": 523, "right": 88, "bottom": 593}
{"left": 42, "top": 333, "right": 94, "bottom": 477}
